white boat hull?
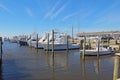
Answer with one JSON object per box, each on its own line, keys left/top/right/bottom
{"left": 27, "top": 41, "right": 36, "bottom": 47}
{"left": 115, "top": 53, "right": 120, "bottom": 56}
{"left": 27, "top": 40, "right": 45, "bottom": 49}
{"left": 80, "top": 50, "right": 114, "bottom": 56}
{"left": 36, "top": 43, "right": 44, "bottom": 49}
{"left": 43, "top": 44, "right": 80, "bottom": 51}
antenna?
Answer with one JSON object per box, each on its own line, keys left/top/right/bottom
{"left": 78, "top": 14, "right": 80, "bottom": 34}
{"left": 72, "top": 25, "right": 74, "bottom": 43}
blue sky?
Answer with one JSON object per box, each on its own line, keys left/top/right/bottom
{"left": 0, "top": 0, "right": 120, "bottom": 37}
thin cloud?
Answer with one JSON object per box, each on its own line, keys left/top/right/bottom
{"left": 79, "top": 9, "right": 97, "bottom": 21}
{"left": 25, "top": 7, "right": 33, "bottom": 16}
{"left": 79, "top": 1, "right": 120, "bottom": 22}
{"left": 94, "top": 13, "right": 120, "bottom": 26}
{"left": 100, "top": 1, "right": 120, "bottom": 15}
{"left": 0, "top": 3, "right": 11, "bottom": 13}
{"left": 94, "top": 1, "right": 120, "bottom": 25}
{"left": 62, "top": 12, "right": 78, "bottom": 21}
{"left": 44, "top": 0, "right": 61, "bottom": 19}
{"left": 51, "top": 2, "right": 69, "bottom": 19}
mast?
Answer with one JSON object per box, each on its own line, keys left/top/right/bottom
{"left": 72, "top": 26, "right": 74, "bottom": 43}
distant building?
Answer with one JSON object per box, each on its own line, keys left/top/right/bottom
{"left": 77, "top": 31, "right": 120, "bottom": 39}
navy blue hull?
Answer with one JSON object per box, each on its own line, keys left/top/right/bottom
{"left": 19, "top": 41, "right": 27, "bottom": 46}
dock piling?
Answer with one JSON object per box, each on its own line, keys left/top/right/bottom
{"left": 88, "top": 39, "right": 91, "bottom": 49}
{"left": 67, "top": 34, "right": 69, "bottom": 51}
{"left": 0, "top": 37, "right": 2, "bottom": 60}
{"left": 113, "top": 57, "right": 119, "bottom": 80}
{"left": 72, "top": 26, "right": 74, "bottom": 43}
{"left": 36, "top": 34, "right": 38, "bottom": 49}
{"left": 52, "top": 30, "right": 54, "bottom": 57}
{"left": 107, "top": 38, "right": 109, "bottom": 47}
{"left": 82, "top": 36, "right": 86, "bottom": 60}
{"left": 97, "top": 39, "right": 100, "bottom": 57}
{"left": 0, "top": 37, "right": 3, "bottom": 65}
{"left": 47, "top": 33, "right": 49, "bottom": 53}
{"left": 29, "top": 35, "right": 32, "bottom": 47}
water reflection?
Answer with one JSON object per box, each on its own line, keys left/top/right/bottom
{"left": 81, "top": 56, "right": 100, "bottom": 80}
{"left": 46, "top": 52, "right": 68, "bottom": 70}
{"left": 45, "top": 51, "right": 69, "bottom": 80}
{"left": 0, "top": 58, "right": 3, "bottom": 80}
{"left": 113, "top": 56, "right": 120, "bottom": 80}
{"left": 81, "top": 59, "right": 86, "bottom": 80}
{"left": 94, "top": 57, "right": 100, "bottom": 80}
{"left": 2, "top": 42, "right": 118, "bottom": 80}
{"left": 0, "top": 41, "right": 3, "bottom": 80}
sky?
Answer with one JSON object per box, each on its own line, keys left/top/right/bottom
{"left": 0, "top": 0, "right": 120, "bottom": 37}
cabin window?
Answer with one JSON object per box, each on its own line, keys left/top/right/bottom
{"left": 32, "top": 39, "right": 36, "bottom": 41}
{"left": 49, "top": 39, "right": 55, "bottom": 42}
{"left": 43, "top": 39, "right": 45, "bottom": 42}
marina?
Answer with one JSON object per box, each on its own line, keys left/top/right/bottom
{"left": 0, "top": 0, "right": 120, "bottom": 80}
{"left": 0, "top": 39, "right": 119, "bottom": 80}
{"left": 2, "top": 30, "right": 120, "bottom": 80}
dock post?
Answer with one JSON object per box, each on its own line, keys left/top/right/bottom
{"left": 97, "top": 39, "right": 100, "bottom": 57}
{"left": 118, "top": 43, "right": 120, "bottom": 52}
{"left": 36, "top": 34, "right": 38, "bottom": 49}
{"left": 80, "top": 39, "right": 83, "bottom": 49}
{"left": 67, "top": 35, "right": 69, "bottom": 51}
{"left": 52, "top": 30, "right": 54, "bottom": 57}
{"left": 88, "top": 39, "right": 91, "bottom": 49}
{"left": 113, "top": 57, "right": 119, "bottom": 80}
{"left": 72, "top": 26, "right": 74, "bottom": 43}
{"left": 0, "top": 37, "right": 3, "bottom": 65}
{"left": 82, "top": 36, "right": 86, "bottom": 60}
{"left": 107, "top": 38, "right": 109, "bottom": 47}
{"left": 47, "top": 33, "right": 49, "bottom": 53}
{"left": 29, "top": 35, "right": 32, "bottom": 47}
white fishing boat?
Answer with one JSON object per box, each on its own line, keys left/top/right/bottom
{"left": 27, "top": 33, "right": 38, "bottom": 47}
{"left": 36, "top": 33, "right": 47, "bottom": 49}
{"left": 115, "top": 53, "right": 120, "bottom": 56}
{"left": 32, "top": 32, "right": 52, "bottom": 49}
{"left": 43, "top": 33, "right": 80, "bottom": 51}
{"left": 80, "top": 37, "right": 115, "bottom": 56}
{"left": 80, "top": 46, "right": 114, "bottom": 56}
{"left": 28, "top": 32, "right": 50, "bottom": 49}
{"left": 27, "top": 38, "right": 37, "bottom": 47}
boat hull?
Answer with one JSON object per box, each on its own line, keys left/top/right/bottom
{"left": 43, "top": 44, "right": 80, "bottom": 51}
{"left": 27, "top": 41, "right": 44, "bottom": 49}
{"left": 19, "top": 40, "right": 27, "bottom": 46}
{"left": 80, "top": 50, "right": 114, "bottom": 56}
{"left": 115, "top": 53, "right": 120, "bottom": 56}
{"left": 34, "top": 43, "right": 44, "bottom": 49}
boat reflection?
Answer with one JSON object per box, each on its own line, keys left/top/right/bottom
{"left": 45, "top": 51, "right": 68, "bottom": 69}
{"left": 113, "top": 56, "right": 120, "bottom": 80}
{"left": 45, "top": 51, "right": 69, "bottom": 80}
{"left": 0, "top": 59, "right": 3, "bottom": 80}
{"left": 81, "top": 56, "right": 100, "bottom": 80}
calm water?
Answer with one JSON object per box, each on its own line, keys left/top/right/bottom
{"left": 0, "top": 41, "right": 120, "bottom": 80}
